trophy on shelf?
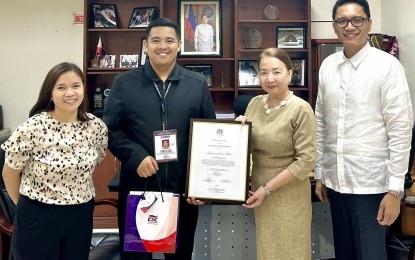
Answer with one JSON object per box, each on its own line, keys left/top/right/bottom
{"left": 220, "top": 72, "right": 226, "bottom": 88}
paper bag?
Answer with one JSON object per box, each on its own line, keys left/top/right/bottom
{"left": 124, "top": 191, "right": 179, "bottom": 253}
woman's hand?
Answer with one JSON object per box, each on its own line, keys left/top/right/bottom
{"left": 242, "top": 189, "right": 266, "bottom": 209}
{"left": 235, "top": 115, "right": 248, "bottom": 124}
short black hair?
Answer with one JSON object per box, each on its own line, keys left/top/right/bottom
{"left": 332, "top": 0, "right": 371, "bottom": 20}
{"left": 145, "top": 18, "right": 180, "bottom": 40}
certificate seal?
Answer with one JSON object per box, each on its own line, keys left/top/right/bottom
{"left": 243, "top": 29, "right": 263, "bottom": 49}
{"left": 264, "top": 5, "right": 279, "bottom": 20}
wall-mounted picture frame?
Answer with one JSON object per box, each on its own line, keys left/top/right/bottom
{"left": 178, "top": 0, "right": 222, "bottom": 57}
{"left": 276, "top": 27, "right": 305, "bottom": 49}
{"left": 120, "top": 54, "right": 139, "bottom": 68}
{"left": 128, "top": 7, "right": 158, "bottom": 28}
{"left": 91, "top": 4, "right": 118, "bottom": 28}
{"left": 238, "top": 60, "right": 259, "bottom": 87}
{"left": 184, "top": 64, "right": 213, "bottom": 87}
{"left": 140, "top": 38, "right": 148, "bottom": 65}
{"left": 290, "top": 59, "right": 305, "bottom": 86}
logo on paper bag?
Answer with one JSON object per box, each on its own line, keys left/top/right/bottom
{"left": 147, "top": 215, "right": 158, "bottom": 224}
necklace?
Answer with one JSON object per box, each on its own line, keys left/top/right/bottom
{"left": 262, "top": 91, "right": 293, "bottom": 115}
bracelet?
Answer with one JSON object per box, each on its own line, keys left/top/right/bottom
{"left": 262, "top": 183, "right": 271, "bottom": 196}
{"left": 388, "top": 190, "right": 401, "bottom": 200}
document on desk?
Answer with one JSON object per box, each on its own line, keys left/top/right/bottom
{"left": 185, "top": 119, "right": 251, "bottom": 204}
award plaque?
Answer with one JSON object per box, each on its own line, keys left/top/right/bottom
{"left": 290, "top": 59, "right": 305, "bottom": 86}
{"left": 243, "top": 29, "right": 263, "bottom": 49}
{"left": 186, "top": 119, "right": 252, "bottom": 204}
{"left": 264, "top": 5, "right": 279, "bottom": 20}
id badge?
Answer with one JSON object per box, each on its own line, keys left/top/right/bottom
{"left": 153, "top": 129, "right": 178, "bottom": 162}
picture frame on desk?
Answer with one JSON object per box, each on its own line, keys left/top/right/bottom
{"left": 238, "top": 60, "right": 259, "bottom": 87}
{"left": 276, "top": 27, "right": 305, "bottom": 49}
{"left": 140, "top": 38, "right": 148, "bottom": 66}
{"left": 184, "top": 64, "right": 213, "bottom": 87}
{"left": 290, "top": 59, "right": 305, "bottom": 86}
{"left": 128, "top": 7, "right": 158, "bottom": 28}
{"left": 120, "top": 54, "right": 139, "bottom": 68}
{"left": 178, "top": 0, "right": 222, "bottom": 57}
{"left": 91, "top": 4, "right": 118, "bottom": 28}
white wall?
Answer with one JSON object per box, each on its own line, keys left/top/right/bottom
{"left": 0, "top": 0, "right": 83, "bottom": 130}
{"left": 1, "top": 0, "right": 414, "bottom": 129}
{"left": 311, "top": 0, "right": 381, "bottom": 38}
{"left": 381, "top": 0, "right": 415, "bottom": 117}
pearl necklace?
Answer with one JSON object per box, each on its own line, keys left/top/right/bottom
{"left": 262, "top": 91, "right": 293, "bottom": 115}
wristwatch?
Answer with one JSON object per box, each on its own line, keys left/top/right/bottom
{"left": 388, "top": 190, "right": 404, "bottom": 200}
{"left": 262, "top": 183, "right": 271, "bottom": 196}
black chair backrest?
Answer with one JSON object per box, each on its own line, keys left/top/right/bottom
{"left": 233, "top": 95, "right": 254, "bottom": 116}
{"left": 0, "top": 134, "right": 16, "bottom": 223}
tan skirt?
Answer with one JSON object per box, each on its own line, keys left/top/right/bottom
{"left": 251, "top": 166, "right": 312, "bottom": 260}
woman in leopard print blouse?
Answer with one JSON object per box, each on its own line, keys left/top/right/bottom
{"left": 1, "top": 62, "right": 108, "bottom": 260}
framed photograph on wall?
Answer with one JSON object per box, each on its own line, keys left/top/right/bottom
{"left": 91, "top": 4, "right": 118, "bottom": 28}
{"left": 238, "top": 60, "right": 259, "bottom": 87}
{"left": 128, "top": 7, "right": 158, "bottom": 28}
{"left": 184, "top": 64, "right": 213, "bottom": 87}
{"left": 178, "top": 0, "right": 222, "bottom": 57}
{"left": 140, "top": 38, "right": 148, "bottom": 65}
{"left": 276, "top": 27, "right": 305, "bottom": 49}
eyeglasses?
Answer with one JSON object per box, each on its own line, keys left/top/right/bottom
{"left": 334, "top": 17, "right": 369, "bottom": 28}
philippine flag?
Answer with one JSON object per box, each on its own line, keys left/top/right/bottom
{"left": 184, "top": 5, "right": 196, "bottom": 44}
{"left": 95, "top": 35, "right": 106, "bottom": 59}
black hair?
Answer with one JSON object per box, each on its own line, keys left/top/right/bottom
{"left": 332, "top": 0, "right": 371, "bottom": 19}
{"left": 145, "top": 18, "right": 180, "bottom": 40}
{"left": 29, "top": 62, "right": 90, "bottom": 122}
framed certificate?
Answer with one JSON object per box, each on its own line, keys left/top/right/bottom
{"left": 185, "top": 119, "right": 252, "bottom": 204}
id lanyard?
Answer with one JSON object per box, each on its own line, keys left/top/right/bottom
{"left": 153, "top": 81, "right": 172, "bottom": 130}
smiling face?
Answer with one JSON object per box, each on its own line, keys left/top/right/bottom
{"left": 259, "top": 56, "right": 292, "bottom": 100}
{"left": 145, "top": 26, "right": 181, "bottom": 72}
{"left": 51, "top": 71, "right": 84, "bottom": 120}
{"left": 333, "top": 3, "right": 372, "bottom": 58}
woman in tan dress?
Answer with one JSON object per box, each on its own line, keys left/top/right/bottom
{"left": 238, "top": 48, "right": 316, "bottom": 260}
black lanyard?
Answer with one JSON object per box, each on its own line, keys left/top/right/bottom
{"left": 153, "top": 81, "right": 172, "bottom": 130}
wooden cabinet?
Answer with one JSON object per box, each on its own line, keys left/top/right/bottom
{"left": 83, "top": 0, "right": 312, "bottom": 226}
{"left": 83, "top": 0, "right": 313, "bottom": 113}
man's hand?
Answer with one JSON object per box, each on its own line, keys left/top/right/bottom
{"left": 315, "top": 180, "right": 329, "bottom": 202}
{"left": 137, "top": 156, "right": 159, "bottom": 178}
{"left": 186, "top": 195, "right": 205, "bottom": 205}
{"left": 377, "top": 193, "right": 400, "bottom": 226}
